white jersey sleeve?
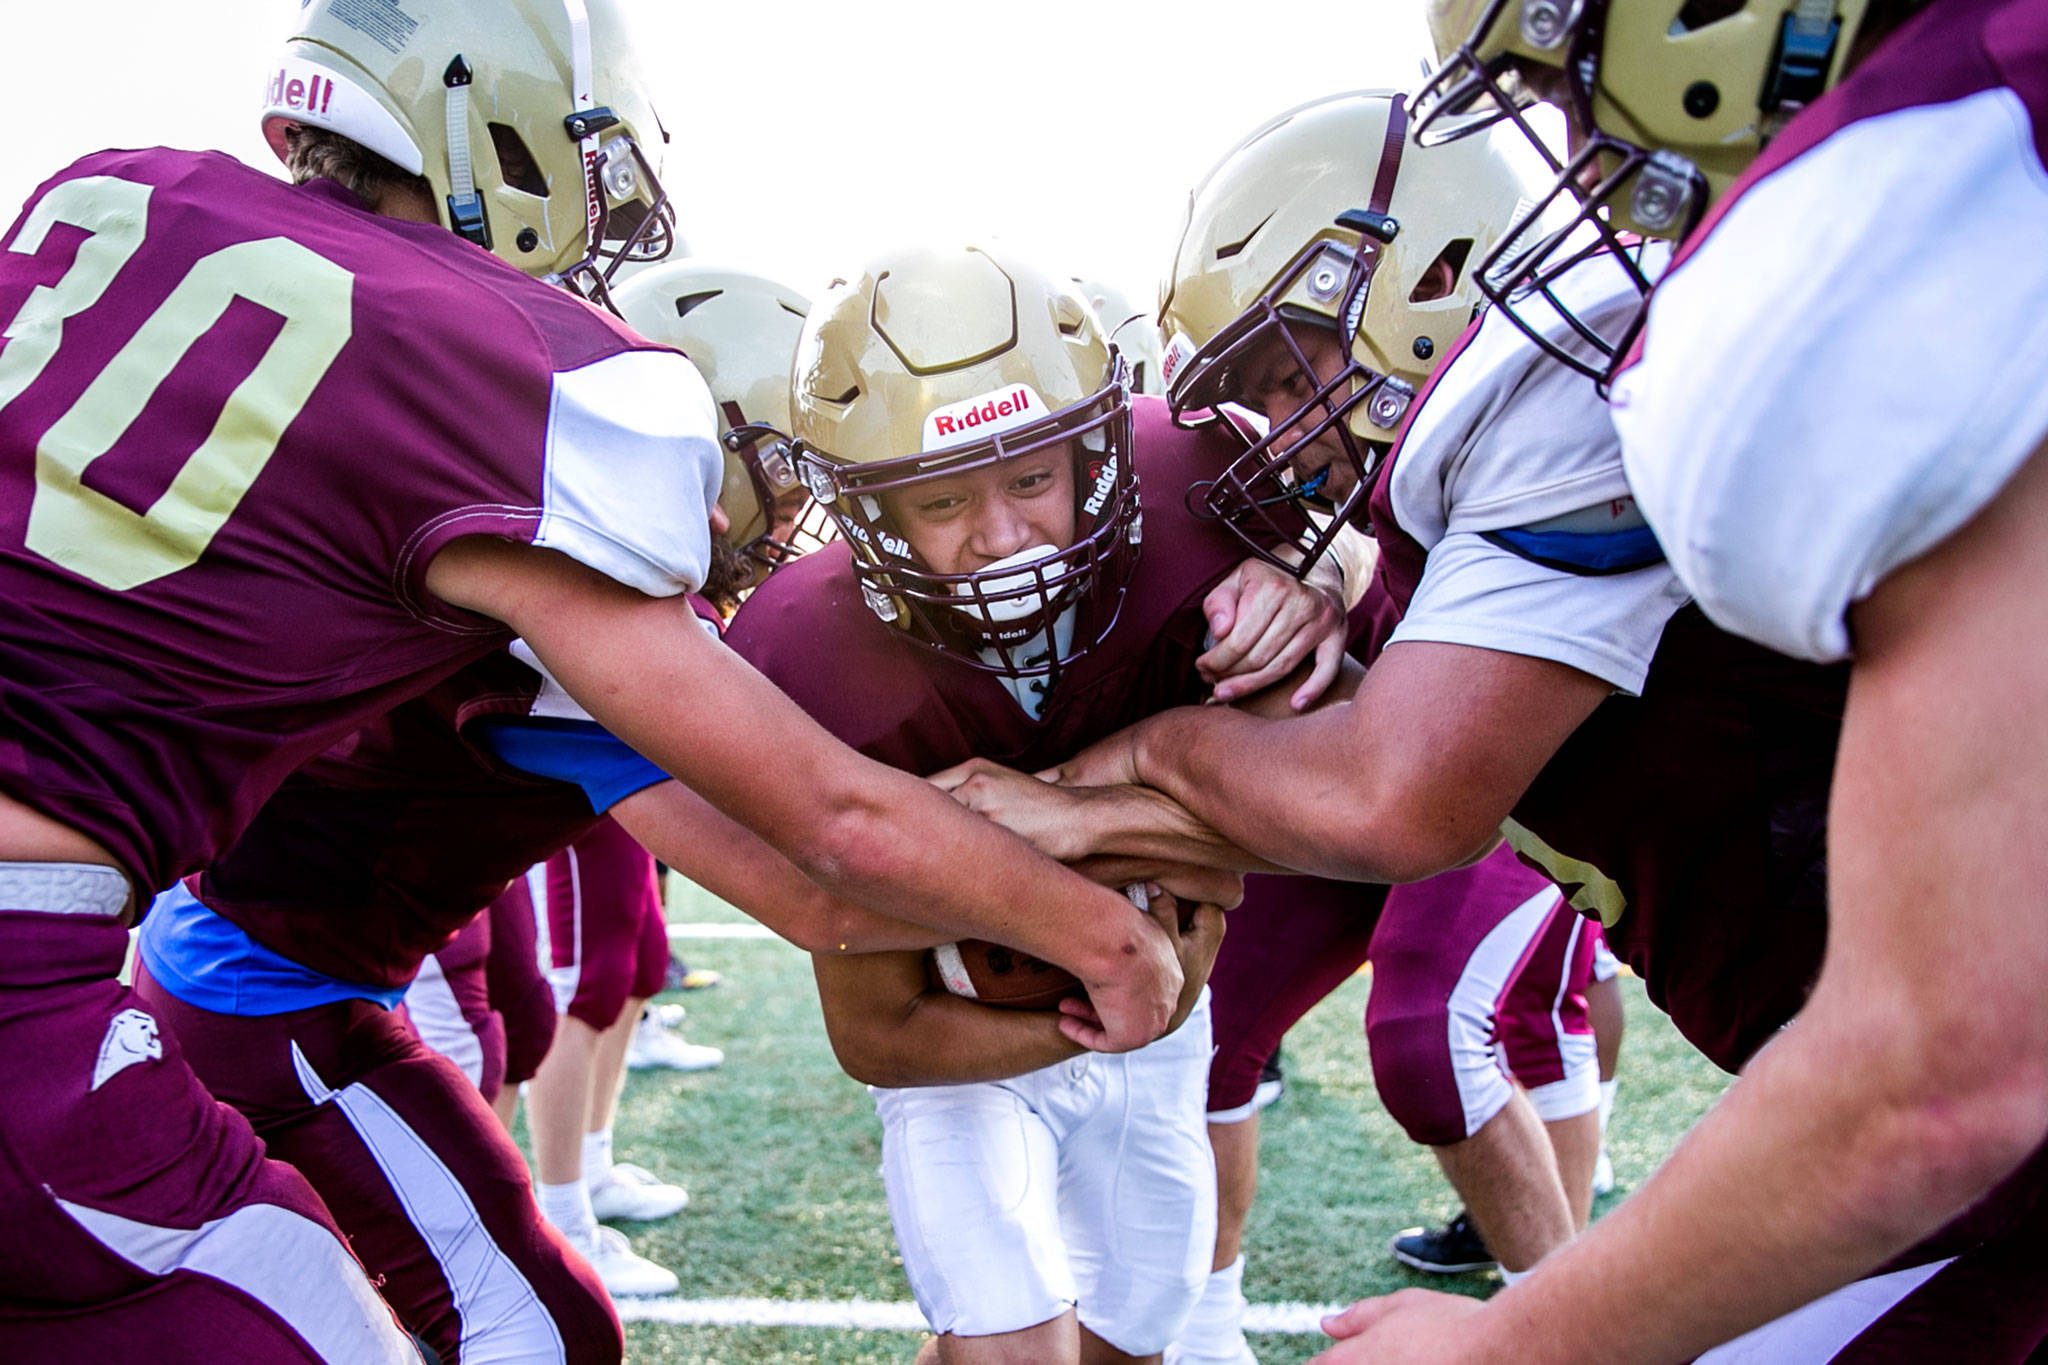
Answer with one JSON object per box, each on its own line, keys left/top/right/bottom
{"left": 536, "top": 348, "right": 724, "bottom": 599}
{"left": 1389, "top": 533, "right": 1689, "bottom": 694}
{"left": 1612, "top": 87, "right": 2048, "bottom": 662}
{"left": 1385, "top": 245, "right": 1688, "bottom": 694}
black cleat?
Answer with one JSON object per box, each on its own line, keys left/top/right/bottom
{"left": 1389, "top": 1210, "right": 1497, "bottom": 1274}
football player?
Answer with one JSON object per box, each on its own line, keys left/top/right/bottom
{"left": 405, "top": 876, "right": 556, "bottom": 1134}
{"left": 1056, "top": 94, "right": 1605, "bottom": 1365}
{"left": 931, "top": 76, "right": 1963, "bottom": 1362}
{"left": 1307, "top": 0, "right": 2048, "bottom": 1358}
{"left": 719, "top": 243, "right": 1362, "bottom": 1365}
{"left": 127, "top": 260, "right": 1001, "bottom": 1354}
{"left": 0, "top": 2, "right": 1187, "bottom": 1355}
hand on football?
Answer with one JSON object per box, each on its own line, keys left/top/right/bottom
{"left": 928, "top": 756, "right": 1099, "bottom": 863}
{"left": 1198, "top": 557, "right": 1347, "bottom": 711}
{"left": 1058, "top": 884, "right": 1223, "bottom": 1042}
{"left": 1058, "top": 881, "right": 1187, "bottom": 1054}
{"left": 1310, "top": 1288, "right": 1490, "bottom": 1362}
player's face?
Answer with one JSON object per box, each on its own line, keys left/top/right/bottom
{"left": 1241, "top": 324, "right": 1357, "bottom": 503}
{"left": 880, "top": 448, "right": 1079, "bottom": 574}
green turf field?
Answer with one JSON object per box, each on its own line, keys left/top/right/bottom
{"left": 545, "top": 879, "right": 1732, "bottom": 1363}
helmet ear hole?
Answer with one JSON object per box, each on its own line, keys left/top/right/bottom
{"left": 487, "top": 124, "right": 548, "bottom": 197}
{"left": 1410, "top": 238, "right": 1475, "bottom": 302}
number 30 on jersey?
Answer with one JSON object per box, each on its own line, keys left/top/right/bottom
{"left": 0, "top": 174, "right": 354, "bottom": 590}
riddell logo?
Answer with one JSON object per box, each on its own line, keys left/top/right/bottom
{"left": 1082, "top": 454, "right": 1119, "bottom": 516}
{"left": 267, "top": 67, "right": 337, "bottom": 117}
{"left": 921, "top": 385, "right": 1045, "bottom": 451}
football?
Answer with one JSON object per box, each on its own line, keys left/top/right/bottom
{"left": 926, "top": 886, "right": 1153, "bottom": 1009}
{"left": 926, "top": 939, "right": 1083, "bottom": 1010}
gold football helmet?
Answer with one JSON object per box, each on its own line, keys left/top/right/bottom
{"left": 1417, "top": 0, "right": 1878, "bottom": 379}
{"left": 790, "top": 245, "right": 1140, "bottom": 684}
{"left": 612, "top": 261, "right": 832, "bottom": 585}
{"left": 261, "top": 0, "right": 675, "bottom": 310}
{"left": 1160, "top": 89, "right": 1529, "bottom": 573}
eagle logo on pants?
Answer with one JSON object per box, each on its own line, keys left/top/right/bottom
{"left": 92, "top": 1008, "right": 163, "bottom": 1092}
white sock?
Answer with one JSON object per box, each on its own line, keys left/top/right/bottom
{"left": 1598, "top": 1079, "right": 1618, "bottom": 1136}
{"left": 1169, "top": 1255, "right": 1252, "bottom": 1362}
{"left": 538, "top": 1178, "right": 596, "bottom": 1246}
{"left": 1499, "top": 1264, "right": 1532, "bottom": 1285}
{"left": 584, "top": 1127, "right": 615, "bottom": 1190}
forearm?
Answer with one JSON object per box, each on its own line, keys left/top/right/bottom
{"left": 1459, "top": 997, "right": 2047, "bottom": 1363}
{"left": 609, "top": 783, "right": 948, "bottom": 954}
{"left": 1059, "top": 782, "right": 1292, "bottom": 875}
{"left": 1129, "top": 704, "right": 1431, "bottom": 881}
{"left": 814, "top": 958, "right": 1081, "bottom": 1088}
{"left": 508, "top": 574, "right": 1149, "bottom": 979}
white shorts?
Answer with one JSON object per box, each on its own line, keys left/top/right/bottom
{"left": 873, "top": 990, "right": 1216, "bottom": 1354}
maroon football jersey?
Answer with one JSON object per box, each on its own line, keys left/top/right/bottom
{"left": 1366, "top": 396, "right": 1845, "bottom": 1073}
{"left": 0, "top": 148, "right": 717, "bottom": 894}
{"left": 191, "top": 594, "right": 725, "bottom": 989}
{"left": 726, "top": 396, "right": 1251, "bottom": 774}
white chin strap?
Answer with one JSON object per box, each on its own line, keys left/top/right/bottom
{"left": 948, "top": 545, "right": 1064, "bottom": 625}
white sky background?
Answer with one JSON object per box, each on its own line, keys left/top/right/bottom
{"left": 0, "top": 0, "right": 1439, "bottom": 310}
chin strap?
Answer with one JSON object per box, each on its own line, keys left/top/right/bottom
{"left": 442, "top": 56, "right": 488, "bottom": 248}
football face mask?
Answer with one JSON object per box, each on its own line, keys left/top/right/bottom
{"left": 796, "top": 360, "right": 1140, "bottom": 686}
{"left": 1167, "top": 238, "right": 1413, "bottom": 575}
{"left": 1416, "top": 0, "right": 1866, "bottom": 386}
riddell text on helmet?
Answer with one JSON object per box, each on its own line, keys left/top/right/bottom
{"left": 266, "top": 68, "right": 338, "bottom": 116}
{"left": 921, "top": 385, "right": 1046, "bottom": 450}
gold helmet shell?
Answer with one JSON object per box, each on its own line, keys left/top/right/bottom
{"left": 1160, "top": 89, "right": 1529, "bottom": 574}
{"left": 262, "top": 0, "right": 675, "bottom": 306}
{"left": 790, "top": 245, "right": 1140, "bottom": 683}
{"left": 1417, "top": 0, "right": 1875, "bottom": 380}
{"left": 612, "top": 261, "right": 829, "bottom": 581}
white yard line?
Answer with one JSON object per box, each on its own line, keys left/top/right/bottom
{"left": 615, "top": 1296, "right": 1345, "bottom": 1334}
{"left": 667, "top": 922, "right": 778, "bottom": 940}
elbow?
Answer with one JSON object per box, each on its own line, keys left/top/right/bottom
{"left": 1836, "top": 1017, "right": 2048, "bottom": 1242}
{"left": 1315, "top": 788, "right": 1484, "bottom": 884}
{"left": 820, "top": 1017, "right": 911, "bottom": 1089}
{"left": 792, "top": 788, "right": 904, "bottom": 897}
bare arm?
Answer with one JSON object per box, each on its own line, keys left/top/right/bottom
{"left": 424, "top": 536, "right": 1181, "bottom": 1053}
{"left": 815, "top": 891, "right": 1227, "bottom": 1089}
{"left": 1319, "top": 446, "right": 2048, "bottom": 1361}
{"left": 928, "top": 656, "right": 1368, "bottom": 875}
{"left": 1082, "top": 640, "right": 1609, "bottom": 883}
{"left": 608, "top": 780, "right": 949, "bottom": 955}
{"left": 812, "top": 950, "right": 1083, "bottom": 1088}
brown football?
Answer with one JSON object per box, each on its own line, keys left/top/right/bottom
{"left": 925, "top": 939, "right": 1083, "bottom": 1010}
{"left": 924, "top": 886, "right": 1158, "bottom": 1010}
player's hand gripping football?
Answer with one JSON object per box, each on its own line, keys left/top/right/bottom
{"left": 1198, "top": 557, "right": 1348, "bottom": 710}
{"left": 1058, "top": 884, "right": 1225, "bottom": 1046}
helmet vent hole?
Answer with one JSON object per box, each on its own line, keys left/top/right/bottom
{"left": 674, "top": 290, "right": 724, "bottom": 319}
{"left": 1410, "top": 239, "right": 1474, "bottom": 302}
{"left": 1671, "top": 0, "right": 1745, "bottom": 32}
{"left": 1216, "top": 212, "right": 1275, "bottom": 261}
{"left": 488, "top": 124, "right": 549, "bottom": 197}
{"left": 826, "top": 385, "right": 860, "bottom": 405}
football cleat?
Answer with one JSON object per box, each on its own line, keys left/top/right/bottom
{"left": 590, "top": 1161, "right": 689, "bottom": 1222}
{"left": 625, "top": 1006, "right": 724, "bottom": 1072}
{"left": 581, "top": 1225, "right": 679, "bottom": 1298}
{"left": 1390, "top": 1210, "right": 1497, "bottom": 1274}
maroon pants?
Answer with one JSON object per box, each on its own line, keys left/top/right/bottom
{"left": 1208, "top": 845, "right": 1594, "bottom": 1144}
{"left": 135, "top": 959, "right": 621, "bottom": 1365}
{"left": 543, "top": 818, "right": 668, "bottom": 1030}
{"left": 0, "top": 911, "right": 418, "bottom": 1364}
{"left": 408, "top": 879, "right": 557, "bottom": 1102}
